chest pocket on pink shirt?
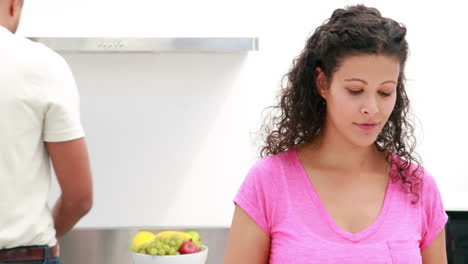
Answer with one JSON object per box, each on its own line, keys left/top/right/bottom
{"left": 386, "top": 240, "right": 422, "bottom": 264}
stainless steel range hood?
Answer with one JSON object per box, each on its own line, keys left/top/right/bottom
{"left": 27, "top": 37, "right": 259, "bottom": 53}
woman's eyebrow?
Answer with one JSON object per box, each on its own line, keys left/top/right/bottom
{"left": 345, "top": 78, "right": 368, "bottom": 84}
{"left": 344, "top": 78, "right": 397, "bottom": 85}
{"left": 381, "top": 80, "right": 397, "bottom": 85}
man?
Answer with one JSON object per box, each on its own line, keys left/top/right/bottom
{"left": 0, "top": 0, "right": 93, "bottom": 263}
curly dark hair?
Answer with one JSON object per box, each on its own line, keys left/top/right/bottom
{"left": 260, "top": 4, "right": 423, "bottom": 204}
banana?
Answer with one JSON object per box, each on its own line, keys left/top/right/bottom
{"left": 154, "top": 231, "right": 192, "bottom": 242}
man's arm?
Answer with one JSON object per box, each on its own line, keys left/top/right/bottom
{"left": 46, "top": 137, "right": 93, "bottom": 238}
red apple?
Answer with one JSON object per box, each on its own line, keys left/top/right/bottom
{"left": 178, "top": 241, "right": 200, "bottom": 254}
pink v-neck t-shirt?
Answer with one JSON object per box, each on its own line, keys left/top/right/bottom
{"left": 234, "top": 148, "right": 448, "bottom": 263}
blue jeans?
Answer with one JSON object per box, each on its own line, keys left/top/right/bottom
{"left": 0, "top": 245, "right": 61, "bottom": 264}
{"left": 0, "top": 257, "right": 60, "bottom": 264}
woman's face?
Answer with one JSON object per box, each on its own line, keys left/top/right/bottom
{"left": 319, "top": 54, "right": 400, "bottom": 147}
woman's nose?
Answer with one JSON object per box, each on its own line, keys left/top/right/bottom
{"left": 360, "top": 98, "right": 379, "bottom": 116}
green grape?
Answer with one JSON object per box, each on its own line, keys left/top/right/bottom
{"left": 169, "top": 240, "right": 177, "bottom": 247}
{"left": 158, "top": 248, "right": 165, "bottom": 256}
{"left": 147, "top": 245, "right": 154, "bottom": 253}
{"left": 140, "top": 242, "right": 150, "bottom": 250}
{"left": 154, "top": 241, "right": 163, "bottom": 249}
{"left": 129, "top": 245, "right": 139, "bottom": 253}
{"left": 169, "top": 248, "right": 178, "bottom": 255}
{"left": 162, "top": 245, "right": 171, "bottom": 252}
{"left": 163, "top": 238, "right": 171, "bottom": 244}
{"left": 149, "top": 248, "right": 158, "bottom": 256}
{"left": 175, "top": 239, "right": 183, "bottom": 248}
{"left": 138, "top": 249, "right": 146, "bottom": 254}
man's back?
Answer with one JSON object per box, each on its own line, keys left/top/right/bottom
{"left": 0, "top": 25, "right": 84, "bottom": 249}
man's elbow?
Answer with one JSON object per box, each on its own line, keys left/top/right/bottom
{"left": 78, "top": 193, "right": 93, "bottom": 215}
{"left": 64, "top": 192, "right": 93, "bottom": 216}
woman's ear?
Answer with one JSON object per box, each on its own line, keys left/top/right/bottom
{"left": 315, "top": 67, "right": 328, "bottom": 100}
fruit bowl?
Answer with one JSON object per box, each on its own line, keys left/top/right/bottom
{"left": 130, "top": 230, "right": 207, "bottom": 264}
{"left": 131, "top": 246, "right": 208, "bottom": 264}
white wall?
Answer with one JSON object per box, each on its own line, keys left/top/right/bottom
{"left": 17, "top": 0, "right": 468, "bottom": 227}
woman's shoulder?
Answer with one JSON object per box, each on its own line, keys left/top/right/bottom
{"left": 390, "top": 153, "right": 440, "bottom": 195}
{"left": 251, "top": 148, "right": 297, "bottom": 173}
{"left": 243, "top": 148, "right": 298, "bottom": 187}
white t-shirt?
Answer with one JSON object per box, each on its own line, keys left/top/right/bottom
{"left": 0, "top": 26, "right": 85, "bottom": 249}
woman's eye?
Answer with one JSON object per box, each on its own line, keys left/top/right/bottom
{"left": 379, "top": 91, "right": 392, "bottom": 97}
{"left": 347, "top": 89, "right": 362, "bottom": 95}
{"left": 347, "top": 89, "right": 392, "bottom": 97}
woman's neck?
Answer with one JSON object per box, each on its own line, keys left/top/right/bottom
{"left": 300, "top": 127, "right": 384, "bottom": 173}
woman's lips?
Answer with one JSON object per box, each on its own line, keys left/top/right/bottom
{"left": 354, "top": 122, "right": 379, "bottom": 131}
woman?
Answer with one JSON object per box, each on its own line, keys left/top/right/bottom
{"left": 224, "top": 4, "right": 448, "bottom": 264}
